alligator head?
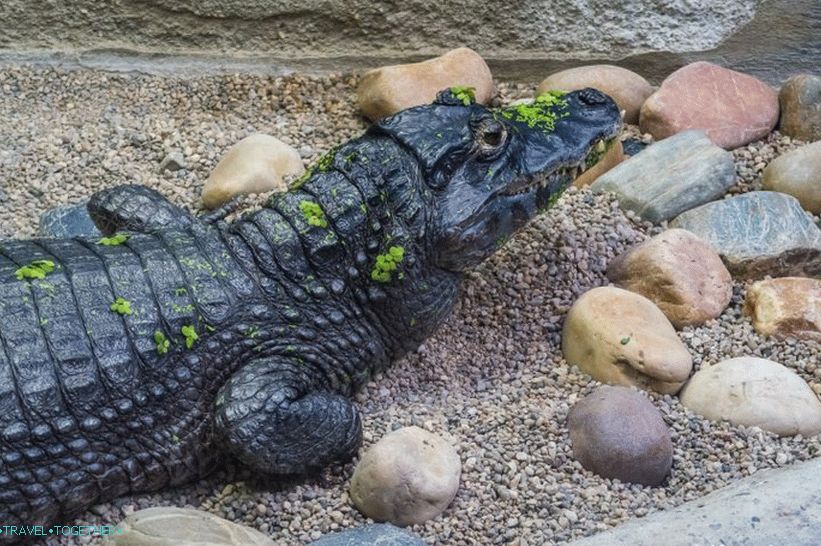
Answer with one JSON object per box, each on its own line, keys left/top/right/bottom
{"left": 374, "top": 87, "right": 622, "bottom": 271}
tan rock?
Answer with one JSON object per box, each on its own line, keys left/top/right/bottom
{"left": 680, "top": 357, "right": 821, "bottom": 437}
{"left": 607, "top": 229, "right": 732, "bottom": 328}
{"left": 574, "top": 139, "right": 625, "bottom": 187}
{"left": 357, "top": 47, "right": 494, "bottom": 121}
{"left": 743, "top": 277, "right": 821, "bottom": 342}
{"left": 349, "top": 426, "right": 461, "bottom": 526}
{"left": 537, "top": 65, "right": 654, "bottom": 124}
{"left": 640, "top": 61, "right": 778, "bottom": 149}
{"left": 778, "top": 74, "right": 821, "bottom": 142}
{"left": 561, "top": 286, "right": 693, "bottom": 395}
{"left": 762, "top": 141, "right": 821, "bottom": 214}
{"left": 202, "top": 134, "right": 304, "bottom": 209}
{"left": 107, "top": 507, "right": 275, "bottom": 546}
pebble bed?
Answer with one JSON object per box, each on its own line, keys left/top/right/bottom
{"left": 0, "top": 67, "right": 818, "bottom": 546}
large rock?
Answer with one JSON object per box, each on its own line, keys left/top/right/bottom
{"left": 357, "top": 48, "right": 493, "bottom": 121}
{"left": 106, "top": 507, "right": 274, "bottom": 546}
{"left": 308, "top": 524, "right": 426, "bottom": 546}
{"left": 568, "top": 386, "right": 672, "bottom": 486}
{"left": 607, "top": 229, "right": 732, "bottom": 328}
{"left": 778, "top": 73, "right": 821, "bottom": 142}
{"left": 762, "top": 140, "right": 821, "bottom": 214}
{"left": 201, "top": 133, "right": 304, "bottom": 209}
{"left": 670, "top": 191, "right": 821, "bottom": 279}
{"left": 569, "top": 458, "right": 821, "bottom": 546}
{"left": 743, "top": 277, "right": 821, "bottom": 342}
{"left": 349, "top": 426, "right": 461, "bottom": 526}
{"left": 536, "top": 65, "right": 654, "bottom": 124}
{"left": 680, "top": 357, "right": 821, "bottom": 437}
{"left": 590, "top": 130, "right": 736, "bottom": 222}
{"left": 39, "top": 202, "right": 101, "bottom": 238}
{"left": 639, "top": 61, "right": 779, "bottom": 149}
{"left": 561, "top": 286, "right": 693, "bottom": 395}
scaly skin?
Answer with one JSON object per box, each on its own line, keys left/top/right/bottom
{"left": 0, "top": 88, "right": 621, "bottom": 537}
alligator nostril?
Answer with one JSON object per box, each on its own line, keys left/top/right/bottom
{"left": 577, "top": 88, "right": 609, "bottom": 106}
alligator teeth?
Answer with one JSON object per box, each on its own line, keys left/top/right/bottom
{"left": 596, "top": 139, "right": 606, "bottom": 153}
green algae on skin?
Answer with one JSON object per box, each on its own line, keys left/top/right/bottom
{"left": 500, "top": 90, "right": 569, "bottom": 131}
{"left": 181, "top": 325, "right": 199, "bottom": 349}
{"left": 15, "top": 259, "right": 55, "bottom": 281}
{"left": 154, "top": 330, "right": 171, "bottom": 355}
{"left": 450, "top": 86, "right": 476, "bottom": 106}
{"left": 299, "top": 200, "right": 328, "bottom": 228}
{"left": 97, "top": 233, "right": 128, "bottom": 246}
{"left": 371, "top": 246, "right": 405, "bottom": 283}
{"left": 110, "top": 297, "right": 133, "bottom": 316}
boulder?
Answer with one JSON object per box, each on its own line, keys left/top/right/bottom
{"left": 349, "top": 426, "right": 461, "bottom": 526}
{"left": 680, "top": 357, "right": 821, "bottom": 437}
{"left": 308, "top": 524, "right": 426, "bottom": 546}
{"left": 743, "top": 277, "right": 820, "bottom": 342}
{"left": 202, "top": 133, "right": 304, "bottom": 209}
{"left": 357, "top": 47, "right": 494, "bottom": 121}
{"left": 568, "top": 459, "right": 821, "bottom": 546}
{"left": 536, "top": 65, "right": 654, "bottom": 124}
{"left": 39, "top": 202, "right": 101, "bottom": 238}
{"left": 639, "top": 61, "right": 778, "bottom": 149}
{"left": 762, "top": 140, "right": 821, "bottom": 214}
{"left": 574, "top": 139, "right": 625, "bottom": 187}
{"left": 561, "top": 286, "right": 693, "bottom": 395}
{"left": 670, "top": 191, "right": 821, "bottom": 279}
{"left": 568, "top": 386, "right": 672, "bottom": 486}
{"left": 590, "top": 130, "right": 735, "bottom": 222}
{"left": 778, "top": 74, "right": 821, "bottom": 142}
{"left": 106, "top": 507, "right": 274, "bottom": 546}
{"left": 607, "top": 229, "right": 732, "bottom": 328}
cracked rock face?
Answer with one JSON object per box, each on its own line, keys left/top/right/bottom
{"left": 561, "top": 286, "right": 693, "bottom": 395}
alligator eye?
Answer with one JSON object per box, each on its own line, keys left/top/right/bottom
{"left": 478, "top": 119, "right": 507, "bottom": 152}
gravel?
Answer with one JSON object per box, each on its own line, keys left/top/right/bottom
{"left": 0, "top": 66, "right": 818, "bottom": 546}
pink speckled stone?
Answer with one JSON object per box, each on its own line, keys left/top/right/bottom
{"left": 640, "top": 62, "right": 778, "bottom": 149}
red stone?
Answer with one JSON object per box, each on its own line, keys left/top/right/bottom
{"left": 640, "top": 61, "right": 778, "bottom": 149}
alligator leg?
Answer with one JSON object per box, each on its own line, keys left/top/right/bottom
{"left": 213, "top": 358, "right": 362, "bottom": 474}
{"left": 87, "top": 184, "right": 195, "bottom": 235}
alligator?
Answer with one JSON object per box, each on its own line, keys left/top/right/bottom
{"left": 0, "top": 87, "right": 620, "bottom": 537}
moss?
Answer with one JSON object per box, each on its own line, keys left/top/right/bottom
{"left": 97, "top": 233, "right": 128, "bottom": 246}
{"left": 370, "top": 246, "right": 405, "bottom": 283}
{"left": 109, "top": 297, "right": 133, "bottom": 316}
{"left": 500, "top": 90, "right": 569, "bottom": 131}
{"left": 174, "top": 287, "right": 187, "bottom": 296}
{"left": 299, "top": 200, "right": 328, "bottom": 228}
{"left": 245, "top": 326, "right": 260, "bottom": 339}
{"left": 181, "top": 325, "right": 199, "bottom": 349}
{"left": 450, "top": 86, "right": 476, "bottom": 106}
{"left": 15, "top": 259, "right": 55, "bottom": 281}
{"left": 154, "top": 330, "right": 170, "bottom": 355}
{"left": 620, "top": 336, "right": 631, "bottom": 345}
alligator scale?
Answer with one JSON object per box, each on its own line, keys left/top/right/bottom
{"left": 0, "top": 88, "right": 620, "bottom": 533}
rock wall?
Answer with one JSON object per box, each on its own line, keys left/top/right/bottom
{"left": 0, "top": 0, "right": 818, "bottom": 83}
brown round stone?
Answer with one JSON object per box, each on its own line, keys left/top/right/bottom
{"left": 568, "top": 386, "right": 672, "bottom": 486}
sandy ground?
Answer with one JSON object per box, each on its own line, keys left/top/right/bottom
{"left": 0, "top": 67, "right": 818, "bottom": 546}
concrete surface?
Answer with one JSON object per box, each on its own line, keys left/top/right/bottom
{"left": 0, "top": 0, "right": 818, "bottom": 83}
{"left": 569, "top": 457, "right": 821, "bottom": 546}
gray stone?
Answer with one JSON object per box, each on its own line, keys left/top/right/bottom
{"left": 39, "top": 202, "right": 101, "bottom": 238}
{"left": 106, "top": 507, "right": 275, "bottom": 545}
{"left": 590, "top": 130, "right": 735, "bottom": 222}
{"left": 307, "top": 524, "right": 426, "bottom": 546}
{"left": 568, "top": 458, "right": 821, "bottom": 546}
{"left": 670, "top": 191, "right": 821, "bottom": 279}
{"left": 159, "top": 151, "right": 187, "bottom": 173}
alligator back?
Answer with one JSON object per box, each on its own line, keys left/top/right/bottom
{"left": 0, "top": 224, "right": 253, "bottom": 530}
